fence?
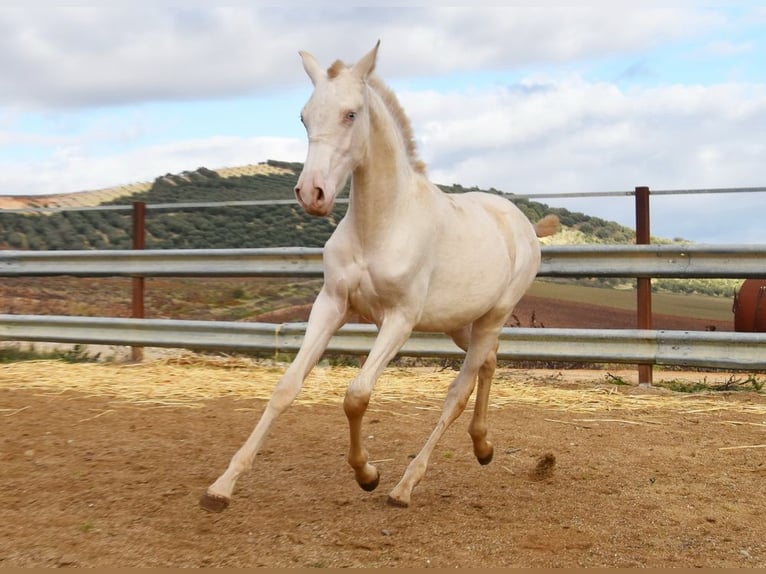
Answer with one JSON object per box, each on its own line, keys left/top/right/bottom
{"left": 1, "top": 314, "right": 764, "bottom": 370}
{"left": 2, "top": 186, "right": 766, "bottom": 381}
{"left": 1, "top": 245, "right": 765, "bottom": 373}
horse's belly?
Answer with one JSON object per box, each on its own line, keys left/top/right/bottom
{"left": 414, "top": 278, "right": 509, "bottom": 332}
{"left": 346, "top": 260, "right": 504, "bottom": 331}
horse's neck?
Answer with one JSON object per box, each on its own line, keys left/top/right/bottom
{"left": 347, "top": 93, "right": 424, "bottom": 243}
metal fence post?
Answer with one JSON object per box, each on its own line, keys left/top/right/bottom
{"left": 131, "top": 201, "right": 146, "bottom": 362}
{"left": 635, "top": 186, "right": 653, "bottom": 386}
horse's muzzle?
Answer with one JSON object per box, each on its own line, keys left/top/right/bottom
{"left": 295, "top": 173, "right": 334, "bottom": 217}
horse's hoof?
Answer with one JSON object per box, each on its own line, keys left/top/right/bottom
{"left": 359, "top": 471, "right": 380, "bottom": 492}
{"left": 477, "top": 447, "right": 494, "bottom": 466}
{"left": 199, "top": 492, "right": 230, "bottom": 513}
{"left": 386, "top": 495, "right": 410, "bottom": 508}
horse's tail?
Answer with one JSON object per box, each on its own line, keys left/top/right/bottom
{"left": 534, "top": 214, "right": 560, "bottom": 238}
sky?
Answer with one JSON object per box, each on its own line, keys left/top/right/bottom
{"left": 1, "top": 4, "right": 764, "bottom": 244}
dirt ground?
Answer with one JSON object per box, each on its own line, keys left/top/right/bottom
{"left": 1, "top": 357, "right": 765, "bottom": 568}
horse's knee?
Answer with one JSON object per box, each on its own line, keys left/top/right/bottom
{"left": 445, "top": 383, "right": 473, "bottom": 416}
{"left": 343, "top": 387, "right": 370, "bottom": 419}
{"left": 479, "top": 352, "right": 497, "bottom": 378}
{"left": 269, "top": 376, "right": 303, "bottom": 413}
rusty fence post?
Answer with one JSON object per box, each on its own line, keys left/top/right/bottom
{"left": 635, "top": 186, "right": 653, "bottom": 386}
{"left": 131, "top": 201, "right": 146, "bottom": 362}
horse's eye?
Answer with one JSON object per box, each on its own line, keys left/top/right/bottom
{"left": 346, "top": 111, "right": 357, "bottom": 122}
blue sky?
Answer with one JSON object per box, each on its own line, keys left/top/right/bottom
{"left": 1, "top": 4, "right": 764, "bottom": 243}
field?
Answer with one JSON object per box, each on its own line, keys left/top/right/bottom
{"left": 2, "top": 275, "right": 764, "bottom": 567}
{"left": 2, "top": 156, "right": 757, "bottom": 564}
{"left": 1, "top": 276, "right": 736, "bottom": 335}
{"left": 1, "top": 357, "right": 765, "bottom": 568}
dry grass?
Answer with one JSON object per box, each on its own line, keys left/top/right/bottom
{"left": 0, "top": 163, "right": 292, "bottom": 211}
{"left": 2, "top": 354, "right": 765, "bottom": 419}
{"left": 214, "top": 164, "right": 293, "bottom": 178}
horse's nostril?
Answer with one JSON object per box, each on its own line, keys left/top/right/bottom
{"left": 316, "top": 187, "right": 325, "bottom": 203}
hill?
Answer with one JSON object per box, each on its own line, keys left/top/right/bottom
{"left": 0, "top": 160, "right": 738, "bottom": 297}
{"left": 0, "top": 159, "right": 635, "bottom": 250}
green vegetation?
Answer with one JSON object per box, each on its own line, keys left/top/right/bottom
{"left": 601, "top": 371, "right": 765, "bottom": 393}
{"left": 603, "top": 372, "right": 630, "bottom": 385}
{"left": 0, "top": 161, "right": 345, "bottom": 250}
{"left": 0, "top": 159, "right": 739, "bottom": 297}
{"left": 79, "top": 521, "right": 95, "bottom": 533}
{"left": 0, "top": 344, "right": 101, "bottom": 363}
{"left": 0, "top": 160, "right": 630, "bottom": 251}
{"left": 651, "top": 277, "right": 740, "bottom": 298}
{"left": 653, "top": 374, "right": 764, "bottom": 393}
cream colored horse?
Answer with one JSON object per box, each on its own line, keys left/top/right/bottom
{"left": 200, "top": 41, "right": 558, "bottom": 512}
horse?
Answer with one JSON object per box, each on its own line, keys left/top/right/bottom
{"left": 199, "top": 41, "right": 559, "bottom": 512}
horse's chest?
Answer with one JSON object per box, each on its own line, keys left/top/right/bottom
{"left": 347, "top": 259, "right": 424, "bottom": 322}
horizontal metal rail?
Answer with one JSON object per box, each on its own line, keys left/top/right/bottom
{"left": 1, "top": 314, "right": 764, "bottom": 370}
{"left": 1, "top": 245, "right": 765, "bottom": 279}
{"left": 3, "top": 187, "right": 764, "bottom": 213}
{"left": 0, "top": 198, "right": 340, "bottom": 215}
{"left": 513, "top": 186, "right": 766, "bottom": 200}
{"left": 540, "top": 244, "right": 766, "bottom": 278}
{"left": 0, "top": 247, "right": 325, "bottom": 278}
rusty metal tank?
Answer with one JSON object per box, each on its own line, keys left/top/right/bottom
{"left": 733, "top": 279, "right": 766, "bottom": 332}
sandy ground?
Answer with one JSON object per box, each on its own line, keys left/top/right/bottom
{"left": 1, "top": 357, "right": 765, "bottom": 568}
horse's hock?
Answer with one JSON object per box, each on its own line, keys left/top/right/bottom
{"left": 734, "top": 279, "right": 766, "bottom": 332}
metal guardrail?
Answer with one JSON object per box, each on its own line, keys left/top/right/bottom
{"left": 1, "top": 245, "right": 764, "bottom": 370}
{"left": 0, "top": 198, "right": 310, "bottom": 215}
{"left": 1, "top": 315, "right": 764, "bottom": 369}
{"left": 0, "top": 248, "right": 325, "bottom": 278}
{"left": 2, "top": 245, "right": 766, "bottom": 278}
{"left": 542, "top": 245, "right": 766, "bottom": 278}
{"left": 3, "top": 186, "right": 765, "bottom": 374}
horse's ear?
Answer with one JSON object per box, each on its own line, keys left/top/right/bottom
{"left": 299, "top": 50, "right": 325, "bottom": 86}
{"left": 351, "top": 40, "right": 380, "bottom": 81}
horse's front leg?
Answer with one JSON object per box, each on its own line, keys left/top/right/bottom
{"left": 344, "top": 314, "right": 413, "bottom": 491}
{"left": 199, "top": 287, "right": 348, "bottom": 512}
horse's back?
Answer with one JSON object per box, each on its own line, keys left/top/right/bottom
{"left": 449, "top": 190, "right": 543, "bottom": 298}
{"left": 445, "top": 190, "right": 541, "bottom": 269}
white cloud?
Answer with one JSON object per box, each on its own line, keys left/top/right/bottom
{"left": 410, "top": 79, "right": 766, "bottom": 188}
{"left": 0, "top": 136, "right": 305, "bottom": 195}
{"left": 0, "top": 6, "right": 720, "bottom": 109}
{"left": 400, "top": 78, "right": 766, "bottom": 243}
{"left": 705, "top": 40, "right": 753, "bottom": 56}
{"left": 0, "top": 7, "right": 304, "bottom": 109}
{"left": 4, "top": 72, "right": 764, "bottom": 243}
{"left": 1, "top": 5, "right": 763, "bottom": 244}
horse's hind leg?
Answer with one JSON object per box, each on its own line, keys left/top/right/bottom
{"left": 388, "top": 321, "right": 501, "bottom": 507}
{"left": 449, "top": 327, "right": 496, "bottom": 465}
{"left": 468, "top": 345, "right": 497, "bottom": 465}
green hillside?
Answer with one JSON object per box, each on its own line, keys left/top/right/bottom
{"left": 0, "top": 162, "right": 341, "bottom": 251}
{"left": 0, "top": 160, "right": 739, "bottom": 297}
{"left": 0, "top": 160, "right": 635, "bottom": 250}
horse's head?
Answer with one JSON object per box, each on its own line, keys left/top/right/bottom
{"left": 294, "top": 42, "right": 380, "bottom": 217}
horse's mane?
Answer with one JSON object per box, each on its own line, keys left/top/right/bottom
{"left": 329, "top": 60, "right": 427, "bottom": 175}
